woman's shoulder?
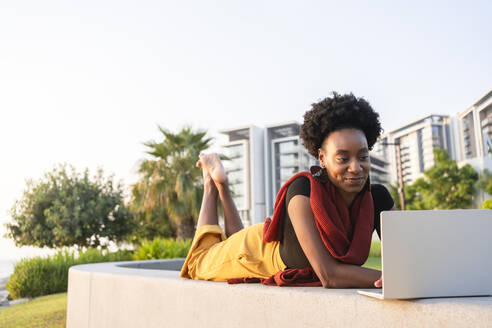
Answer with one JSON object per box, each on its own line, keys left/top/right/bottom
{"left": 286, "top": 176, "right": 311, "bottom": 204}
{"left": 370, "top": 184, "right": 394, "bottom": 210}
{"left": 370, "top": 183, "right": 388, "bottom": 193}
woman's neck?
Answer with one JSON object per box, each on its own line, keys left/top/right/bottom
{"left": 337, "top": 189, "right": 358, "bottom": 208}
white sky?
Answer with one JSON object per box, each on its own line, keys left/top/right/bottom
{"left": 1, "top": 0, "right": 491, "bottom": 260}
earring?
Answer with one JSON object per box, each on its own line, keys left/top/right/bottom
{"left": 310, "top": 164, "right": 329, "bottom": 183}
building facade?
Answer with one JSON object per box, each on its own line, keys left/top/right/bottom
{"left": 263, "top": 122, "right": 317, "bottom": 217}
{"left": 373, "top": 114, "right": 453, "bottom": 185}
{"left": 219, "top": 125, "right": 265, "bottom": 226}
{"left": 455, "top": 89, "right": 492, "bottom": 205}
{"left": 372, "top": 89, "right": 492, "bottom": 207}
{"left": 369, "top": 153, "right": 391, "bottom": 185}
{"left": 456, "top": 89, "right": 492, "bottom": 161}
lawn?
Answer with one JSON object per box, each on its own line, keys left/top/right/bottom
{"left": 363, "top": 240, "right": 382, "bottom": 270}
{"left": 0, "top": 293, "right": 67, "bottom": 328}
{"left": 362, "top": 256, "right": 381, "bottom": 270}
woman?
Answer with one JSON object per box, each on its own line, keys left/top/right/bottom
{"left": 180, "top": 93, "right": 394, "bottom": 288}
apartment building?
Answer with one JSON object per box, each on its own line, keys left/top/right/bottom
{"left": 263, "top": 122, "right": 317, "bottom": 217}
{"left": 371, "top": 89, "right": 492, "bottom": 206}
{"left": 456, "top": 89, "right": 492, "bottom": 161}
{"left": 455, "top": 89, "right": 492, "bottom": 204}
{"left": 370, "top": 153, "right": 391, "bottom": 185}
{"left": 373, "top": 115, "right": 452, "bottom": 185}
{"left": 219, "top": 125, "right": 265, "bottom": 226}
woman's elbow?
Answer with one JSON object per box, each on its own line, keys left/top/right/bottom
{"left": 321, "top": 278, "right": 336, "bottom": 288}
{"left": 321, "top": 276, "right": 342, "bottom": 288}
{"left": 318, "top": 266, "right": 342, "bottom": 288}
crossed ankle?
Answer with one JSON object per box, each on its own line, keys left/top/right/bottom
{"left": 203, "top": 182, "right": 219, "bottom": 195}
{"left": 216, "top": 180, "right": 231, "bottom": 192}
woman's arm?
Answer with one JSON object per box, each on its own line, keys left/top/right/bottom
{"left": 288, "top": 194, "right": 380, "bottom": 288}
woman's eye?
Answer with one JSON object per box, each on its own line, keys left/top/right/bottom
{"left": 337, "top": 157, "right": 348, "bottom": 162}
{"left": 360, "top": 155, "right": 369, "bottom": 161}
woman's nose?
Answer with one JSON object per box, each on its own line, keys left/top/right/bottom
{"left": 348, "top": 160, "right": 362, "bottom": 172}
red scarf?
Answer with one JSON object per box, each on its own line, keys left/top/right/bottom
{"left": 227, "top": 268, "right": 321, "bottom": 286}
{"left": 227, "top": 168, "right": 374, "bottom": 287}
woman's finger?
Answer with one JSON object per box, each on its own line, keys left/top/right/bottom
{"left": 374, "top": 277, "right": 382, "bottom": 288}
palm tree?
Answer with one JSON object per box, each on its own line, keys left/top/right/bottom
{"left": 131, "top": 126, "right": 212, "bottom": 240}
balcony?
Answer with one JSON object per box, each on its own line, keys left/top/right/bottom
{"left": 225, "top": 167, "right": 243, "bottom": 173}
{"left": 225, "top": 152, "right": 244, "bottom": 160}
{"left": 482, "top": 125, "right": 492, "bottom": 134}
{"left": 275, "top": 141, "right": 299, "bottom": 155}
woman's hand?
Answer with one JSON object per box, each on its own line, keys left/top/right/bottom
{"left": 374, "top": 275, "right": 382, "bottom": 288}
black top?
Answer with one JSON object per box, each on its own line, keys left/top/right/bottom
{"left": 279, "top": 176, "right": 394, "bottom": 269}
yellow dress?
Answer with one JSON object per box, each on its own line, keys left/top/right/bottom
{"left": 180, "top": 223, "right": 286, "bottom": 281}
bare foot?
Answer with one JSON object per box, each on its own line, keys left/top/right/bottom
{"left": 196, "top": 159, "right": 216, "bottom": 191}
{"left": 198, "top": 153, "right": 228, "bottom": 185}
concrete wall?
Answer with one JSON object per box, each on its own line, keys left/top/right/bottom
{"left": 67, "top": 259, "right": 492, "bottom": 328}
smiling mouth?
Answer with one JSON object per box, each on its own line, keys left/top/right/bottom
{"left": 344, "top": 177, "right": 365, "bottom": 183}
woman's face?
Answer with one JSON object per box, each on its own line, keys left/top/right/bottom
{"left": 318, "top": 128, "right": 370, "bottom": 195}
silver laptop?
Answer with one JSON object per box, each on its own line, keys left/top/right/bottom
{"left": 358, "top": 209, "right": 492, "bottom": 300}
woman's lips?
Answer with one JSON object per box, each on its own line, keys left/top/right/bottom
{"left": 344, "top": 177, "right": 365, "bottom": 185}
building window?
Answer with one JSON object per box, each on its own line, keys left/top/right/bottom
{"left": 417, "top": 129, "right": 424, "bottom": 173}
{"left": 274, "top": 140, "right": 300, "bottom": 194}
{"left": 432, "top": 125, "right": 444, "bottom": 148}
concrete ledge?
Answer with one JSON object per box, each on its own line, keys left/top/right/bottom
{"left": 67, "top": 259, "right": 492, "bottom": 328}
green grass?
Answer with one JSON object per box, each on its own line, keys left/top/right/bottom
{"left": 363, "top": 240, "right": 382, "bottom": 270}
{"left": 0, "top": 293, "right": 67, "bottom": 328}
{"left": 362, "top": 256, "right": 381, "bottom": 270}
{"left": 368, "top": 240, "right": 381, "bottom": 257}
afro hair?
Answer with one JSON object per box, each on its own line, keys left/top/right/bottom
{"left": 300, "top": 92, "right": 382, "bottom": 159}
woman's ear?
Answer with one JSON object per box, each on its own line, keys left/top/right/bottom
{"left": 318, "top": 148, "right": 325, "bottom": 164}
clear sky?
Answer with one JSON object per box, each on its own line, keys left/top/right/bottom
{"left": 0, "top": 0, "right": 491, "bottom": 260}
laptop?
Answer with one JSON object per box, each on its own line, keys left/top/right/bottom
{"left": 358, "top": 209, "right": 492, "bottom": 300}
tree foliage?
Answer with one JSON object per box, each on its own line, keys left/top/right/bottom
{"left": 130, "top": 126, "right": 212, "bottom": 240}
{"left": 388, "top": 183, "right": 401, "bottom": 210}
{"left": 390, "top": 149, "right": 478, "bottom": 210}
{"left": 5, "top": 165, "right": 133, "bottom": 248}
{"left": 478, "top": 169, "right": 492, "bottom": 209}
{"left": 129, "top": 181, "right": 175, "bottom": 242}
{"left": 483, "top": 199, "right": 492, "bottom": 210}
{"left": 389, "top": 181, "right": 429, "bottom": 210}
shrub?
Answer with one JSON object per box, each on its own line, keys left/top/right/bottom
{"left": 77, "top": 248, "right": 134, "bottom": 264}
{"left": 6, "top": 249, "right": 133, "bottom": 299}
{"left": 133, "top": 238, "right": 191, "bottom": 260}
{"left": 483, "top": 198, "right": 492, "bottom": 209}
{"left": 6, "top": 238, "right": 190, "bottom": 299}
